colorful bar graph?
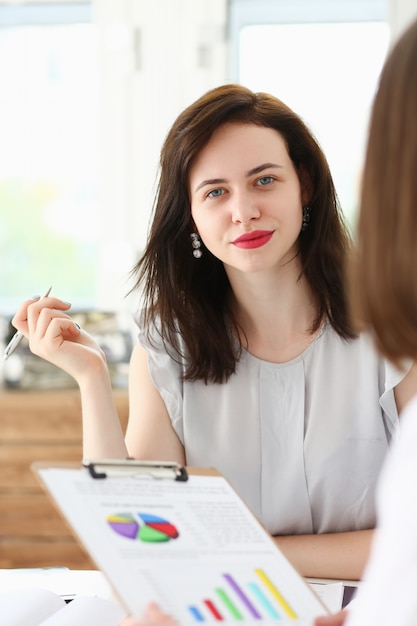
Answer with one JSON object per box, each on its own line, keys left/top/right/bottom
{"left": 248, "top": 582, "right": 281, "bottom": 620}
{"left": 189, "top": 606, "right": 205, "bottom": 622}
{"left": 188, "top": 568, "right": 299, "bottom": 623}
{"left": 204, "top": 599, "right": 223, "bottom": 620}
{"left": 215, "top": 588, "right": 243, "bottom": 620}
{"left": 223, "top": 573, "right": 262, "bottom": 619}
{"left": 254, "top": 569, "right": 297, "bottom": 619}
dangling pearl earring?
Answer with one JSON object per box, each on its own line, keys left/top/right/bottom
{"left": 302, "top": 206, "right": 311, "bottom": 231}
{"left": 190, "top": 232, "right": 202, "bottom": 258}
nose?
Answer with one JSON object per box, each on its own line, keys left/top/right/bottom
{"left": 230, "top": 191, "right": 261, "bottom": 224}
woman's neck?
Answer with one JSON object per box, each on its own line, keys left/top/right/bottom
{"left": 227, "top": 265, "right": 321, "bottom": 363}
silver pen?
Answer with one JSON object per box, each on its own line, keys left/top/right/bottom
{"left": 3, "top": 287, "right": 52, "bottom": 361}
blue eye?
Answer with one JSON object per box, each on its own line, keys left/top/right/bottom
{"left": 207, "top": 188, "right": 224, "bottom": 198}
{"left": 257, "top": 176, "right": 274, "bottom": 186}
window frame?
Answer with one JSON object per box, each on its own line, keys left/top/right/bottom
{"left": 228, "top": 0, "right": 388, "bottom": 80}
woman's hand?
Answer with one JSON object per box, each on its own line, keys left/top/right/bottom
{"left": 11, "top": 293, "right": 106, "bottom": 384}
{"left": 315, "top": 609, "right": 348, "bottom": 626}
{"left": 119, "top": 603, "right": 179, "bottom": 626}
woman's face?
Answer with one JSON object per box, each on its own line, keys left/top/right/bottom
{"left": 188, "top": 122, "right": 307, "bottom": 276}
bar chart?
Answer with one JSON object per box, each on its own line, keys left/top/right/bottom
{"left": 186, "top": 568, "right": 298, "bottom": 622}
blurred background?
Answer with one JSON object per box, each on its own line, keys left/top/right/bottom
{"left": 1, "top": 0, "right": 417, "bottom": 570}
{"left": 0, "top": 0, "right": 416, "bottom": 369}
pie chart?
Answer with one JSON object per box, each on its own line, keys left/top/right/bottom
{"left": 107, "top": 512, "right": 179, "bottom": 543}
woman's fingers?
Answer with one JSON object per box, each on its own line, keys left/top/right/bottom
{"left": 119, "top": 603, "right": 180, "bottom": 626}
{"left": 29, "top": 315, "right": 80, "bottom": 354}
{"left": 11, "top": 296, "right": 43, "bottom": 333}
{"left": 9, "top": 295, "right": 107, "bottom": 384}
{"left": 12, "top": 296, "right": 71, "bottom": 336}
{"left": 25, "top": 296, "right": 72, "bottom": 335}
{"left": 12, "top": 295, "right": 94, "bottom": 352}
{"left": 29, "top": 307, "right": 75, "bottom": 340}
{"left": 11, "top": 295, "right": 99, "bottom": 360}
{"left": 145, "top": 603, "right": 179, "bottom": 625}
{"left": 315, "top": 609, "right": 348, "bottom": 626}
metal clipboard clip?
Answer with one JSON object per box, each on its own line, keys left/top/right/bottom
{"left": 83, "top": 459, "right": 188, "bottom": 482}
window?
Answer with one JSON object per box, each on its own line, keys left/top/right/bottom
{"left": 0, "top": 3, "right": 99, "bottom": 313}
{"left": 229, "top": 0, "right": 390, "bottom": 228}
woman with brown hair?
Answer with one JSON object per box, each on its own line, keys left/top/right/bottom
{"left": 339, "top": 15, "right": 417, "bottom": 626}
{"left": 315, "top": 15, "right": 417, "bottom": 626}
{"left": 12, "top": 84, "right": 409, "bottom": 581}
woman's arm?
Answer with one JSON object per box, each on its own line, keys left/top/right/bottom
{"left": 11, "top": 294, "right": 128, "bottom": 458}
{"left": 273, "top": 529, "right": 372, "bottom": 579}
{"left": 12, "top": 296, "right": 185, "bottom": 462}
{"left": 78, "top": 360, "right": 128, "bottom": 458}
{"left": 124, "top": 343, "right": 185, "bottom": 463}
{"left": 394, "top": 361, "right": 417, "bottom": 414}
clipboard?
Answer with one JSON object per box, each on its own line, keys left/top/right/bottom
{"left": 32, "top": 460, "right": 329, "bottom": 624}
{"left": 83, "top": 458, "right": 189, "bottom": 481}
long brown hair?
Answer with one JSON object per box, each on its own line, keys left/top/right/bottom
{"left": 131, "top": 84, "right": 355, "bottom": 383}
{"left": 353, "top": 19, "right": 417, "bottom": 365}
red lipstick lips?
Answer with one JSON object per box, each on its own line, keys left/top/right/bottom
{"left": 232, "top": 230, "right": 273, "bottom": 249}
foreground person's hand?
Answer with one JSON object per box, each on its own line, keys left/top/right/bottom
{"left": 315, "top": 609, "right": 348, "bottom": 626}
{"left": 119, "top": 603, "right": 179, "bottom": 626}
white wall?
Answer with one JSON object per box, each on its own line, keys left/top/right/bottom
{"left": 0, "top": 0, "right": 414, "bottom": 314}
{"left": 1, "top": 0, "right": 415, "bottom": 313}
{"left": 94, "top": 0, "right": 417, "bottom": 312}
{"left": 93, "top": 0, "right": 228, "bottom": 310}
{"left": 389, "top": 0, "right": 417, "bottom": 41}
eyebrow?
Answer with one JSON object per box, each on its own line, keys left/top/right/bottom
{"left": 194, "top": 162, "right": 283, "bottom": 193}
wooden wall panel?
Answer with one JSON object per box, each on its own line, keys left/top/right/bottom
{"left": 0, "top": 444, "right": 82, "bottom": 489}
{"left": 0, "top": 538, "right": 95, "bottom": 569}
{"left": 0, "top": 493, "right": 74, "bottom": 536}
{"left": 0, "top": 388, "right": 128, "bottom": 569}
{"left": 1, "top": 392, "right": 83, "bottom": 441}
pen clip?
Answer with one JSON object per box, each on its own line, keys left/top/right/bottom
{"left": 83, "top": 459, "right": 188, "bottom": 482}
